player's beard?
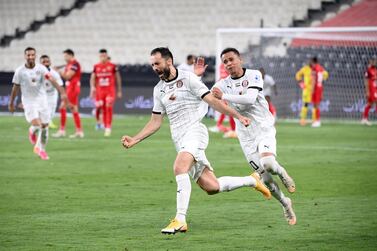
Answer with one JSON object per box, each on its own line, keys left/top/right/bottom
{"left": 156, "top": 67, "right": 171, "bottom": 81}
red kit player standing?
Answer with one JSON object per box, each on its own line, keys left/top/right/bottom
{"left": 53, "top": 49, "right": 84, "bottom": 138}
{"left": 310, "top": 57, "right": 329, "bottom": 128}
{"left": 90, "top": 49, "right": 122, "bottom": 136}
{"left": 362, "top": 59, "right": 377, "bottom": 126}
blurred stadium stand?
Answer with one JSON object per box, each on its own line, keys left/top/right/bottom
{"left": 0, "top": 0, "right": 348, "bottom": 72}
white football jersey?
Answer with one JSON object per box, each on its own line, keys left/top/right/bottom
{"left": 213, "top": 68, "right": 275, "bottom": 142}
{"left": 44, "top": 68, "right": 63, "bottom": 96}
{"left": 263, "top": 74, "right": 275, "bottom": 97}
{"left": 12, "top": 63, "right": 49, "bottom": 105}
{"left": 152, "top": 69, "right": 210, "bottom": 141}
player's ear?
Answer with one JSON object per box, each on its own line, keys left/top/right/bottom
{"left": 166, "top": 57, "right": 173, "bottom": 66}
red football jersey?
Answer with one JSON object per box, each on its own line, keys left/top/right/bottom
{"left": 311, "top": 64, "right": 326, "bottom": 87}
{"left": 365, "top": 65, "right": 377, "bottom": 93}
{"left": 65, "top": 59, "right": 81, "bottom": 88}
{"left": 93, "top": 62, "right": 118, "bottom": 91}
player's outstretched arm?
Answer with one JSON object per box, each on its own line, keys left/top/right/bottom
{"left": 212, "top": 87, "right": 258, "bottom": 105}
{"left": 48, "top": 75, "right": 68, "bottom": 104}
{"left": 121, "top": 113, "right": 163, "bottom": 149}
{"left": 203, "top": 93, "right": 250, "bottom": 127}
{"left": 8, "top": 84, "right": 20, "bottom": 113}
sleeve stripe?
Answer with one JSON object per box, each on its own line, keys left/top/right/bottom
{"left": 152, "top": 111, "right": 162, "bottom": 114}
{"left": 201, "top": 91, "right": 211, "bottom": 99}
{"left": 248, "top": 86, "right": 263, "bottom": 91}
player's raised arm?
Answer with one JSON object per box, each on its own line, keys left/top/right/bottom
{"left": 8, "top": 83, "right": 20, "bottom": 113}
{"left": 121, "top": 113, "right": 163, "bottom": 149}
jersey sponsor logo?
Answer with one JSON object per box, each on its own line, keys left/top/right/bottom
{"left": 242, "top": 80, "right": 249, "bottom": 87}
{"left": 176, "top": 80, "right": 183, "bottom": 88}
{"left": 235, "top": 83, "right": 240, "bottom": 87}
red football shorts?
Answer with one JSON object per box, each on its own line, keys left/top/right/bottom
{"left": 67, "top": 86, "right": 80, "bottom": 106}
{"left": 312, "top": 85, "right": 323, "bottom": 105}
{"left": 368, "top": 90, "right": 377, "bottom": 103}
{"left": 97, "top": 88, "right": 115, "bottom": 107}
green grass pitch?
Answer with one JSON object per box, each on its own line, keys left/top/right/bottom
{"left": 1, "top": 115, "right": 377, "bottom": 251}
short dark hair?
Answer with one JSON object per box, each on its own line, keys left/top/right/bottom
{"left": 63, "top": 49, "right": 74, "bottom": 56}
{"left": 99, "top": 48, "right": 107, "bottom": 53}
{"left": 220, "top": 47, "right": 240, "bottom": 58}
{"left": 24, "top": 47, "right": 36, "bottom": 54}
{"left": 187, "top": 54, "right": 195, "bottom": 61}
{"left": 311, "top": 56, "right": 318, "bottom": 63}
{"left": 40, "top": 54, "right": 49, "bottom": 60}
{"left": 150, "top": 47, "right": 174, "bottom": 63}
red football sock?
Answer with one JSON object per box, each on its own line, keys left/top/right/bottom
{"left": 217, "top": 114, "right": 226, "bottom": 127}
{"left": 60, "top": 108, "right": 66, "bottom": 130}
{"left": 268, "top": 101, "right": 277, "bottom": 116}
{"left": 105, "top": 106, "right": 113, "bottom": 129}
{"left": 363, "top": 104, "right": 371, "bottom": 119}
{"left": 73, "top": 112, "right": 82, "bottom": 131}
{"left": 316, "top": 107, "right": 321, "bottom": 121}
{"left": 229, "top": 116, "right": 236, "bottom": 131}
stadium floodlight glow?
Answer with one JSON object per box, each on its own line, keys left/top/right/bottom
{"left": 216, "top": 27, "right": 377, "bottom": 120}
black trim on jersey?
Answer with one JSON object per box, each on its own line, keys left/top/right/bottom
{"left": 152, "top": 111, "right": 162, "bottom": 114}
{"left": 165, "top": 68, "right": 179, "bottom": 83}
{"left": 248, "top": 86, "right": 263, "bottom": 91}
{"left": 231, "top": 68, "right": 246, "bottom": 80}
{"left": 201, "top": 91, "right": 211, "bottom": 99}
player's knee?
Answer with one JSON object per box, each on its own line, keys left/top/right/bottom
{"left": 205, "top": 183, "right": 220, "bottom": 195}
{"left": 260, "top": 156, "right": 276, "bottom": 173}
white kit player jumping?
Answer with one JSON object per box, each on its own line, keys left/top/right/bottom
{"left": 211, "top": 48, "right": 297, "bottom": 225}
{"left": 121, "top": 47, "right": 271, "bottom": 234}
{"left": 8, "top": 47, "right": 67, "bottom": 160}
{"left": 40, "top": 55, "right": 64, "bottom": 126}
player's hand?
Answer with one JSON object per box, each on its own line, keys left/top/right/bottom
{"left": 117, "top": 91, "right": 122, "bottom": 99}
{"left": 194, "top": 57, "right": 208, "bottom": 77}
{"left": 121, "top": 135, "right": 138, "bottom": 149}
{"left": 212, "top": 87, "right": 223, "bottom": 99}
{"left": 8, "top": 102, "right": 15, "bottom": 113}
{"left": 237, "top": 115, "right": 250, "bottom": 127}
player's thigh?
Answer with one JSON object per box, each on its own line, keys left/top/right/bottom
{"left": 302, "top": 90, "right": 311, "bottom": 103}
{"left": 24, "top": 104, "right": 41, "bottom": 125}
{"left": 197, "top": 167, "right": 219, "bottom": 195}
{"left": 67, "top": 89, "right": 80, "bottom": 111}
{"left": 104, "top": 91, "right": 115, "bottom": 107}
{"left": 258, "top": 135, "right": 277, "bottom": 157}
{"left": 173, "top": 151, "right": 195, "bottom": 175}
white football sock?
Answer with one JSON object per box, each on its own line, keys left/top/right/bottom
{"left": 261, "top": 172, "right": 288, "bottom": 207}
{"left": 40, "top": 127, "right": 49, "bottom": 150}
{"left": 29, "top": 125, "right": 40, "bottom": 136}
{"left": 218, "top": 176, "right": 256, "bottom": 192}
{"left": 260, "top": 156, "right": 287, "bottom": 178}
{"left": 35, "top": 127, "right": 42, "bottom": 150}
{"left": 175, "top": 173, "right": 191, "bottom": 223}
